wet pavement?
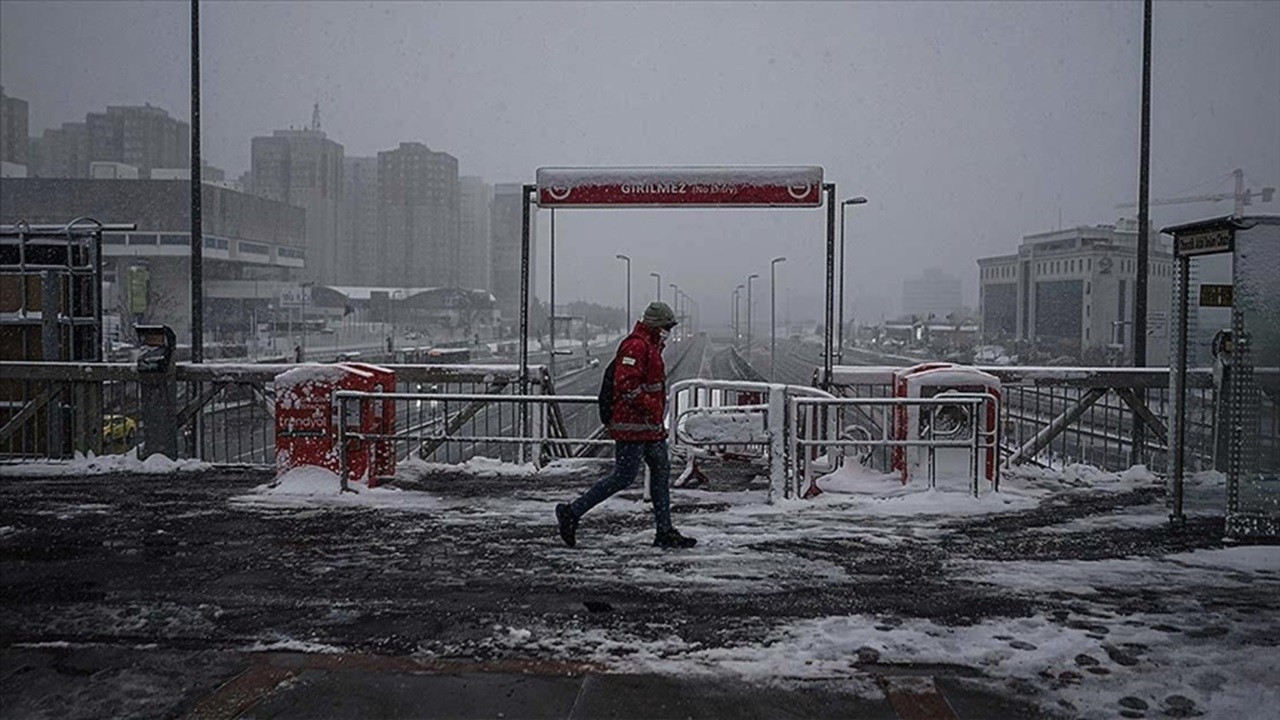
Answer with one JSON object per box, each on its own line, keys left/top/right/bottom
{"left": 0, "top": 462, "right": 1274, "bottom": 719}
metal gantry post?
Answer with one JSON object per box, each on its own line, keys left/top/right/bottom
{"left": 1131, "top": 0, "right": 1153, "bottom": 466}
{"left": 823, "top": 183, "right": 836, "bottom": 390}
{"left": 519, "top": 184, "right": 534, "bottom": 460}
{"left": 549, "top": 208, "right": 556, "bottom": 378}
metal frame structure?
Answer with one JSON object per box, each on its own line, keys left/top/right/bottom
{"left": 517, "top": 170, "right": 840, "bottom": 432}
{"left": 790, "top": 394, "right": 1000, "bottom": 499}
{"left": 1164, "top": 215, "right": 1280, "bottom": 538}
{"left": 1, "top": 220, "right": 135, "bottom": 458}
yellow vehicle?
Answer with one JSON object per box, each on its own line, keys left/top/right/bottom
{"left": 102, "top": 414, "right": 138, "bottom": 449}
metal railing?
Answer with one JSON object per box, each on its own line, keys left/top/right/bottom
{"left": 790, "top": 394, "right": 1001, "bottom": 499}
{"left": 817, "top": 365, "right": 1279, "bottom": 476}
{"left": 0, "top": 361, "right": 559, "bottom": 466}
{"left": 331, "top": 390, "right": 607, "bottom": 488}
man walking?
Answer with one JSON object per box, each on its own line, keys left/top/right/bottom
{"left": 555, "top": 301, "right": 697, "bottom": 549}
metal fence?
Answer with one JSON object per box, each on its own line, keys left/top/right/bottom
{"left": 818, "top": 365, "right": 1278, "bottom": 476}
{"left": 0, "top": 362, "right": 560, "bottom": 466}
{"left": 789, "top": 394, "right": 1001, "bottom": 498}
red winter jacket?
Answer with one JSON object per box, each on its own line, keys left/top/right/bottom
{"left": 608, "top": 322, "right": 668, "bottom": 442}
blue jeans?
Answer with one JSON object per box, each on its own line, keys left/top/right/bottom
{"left": 569, "top": 440, "right": 672, "bottom": 534}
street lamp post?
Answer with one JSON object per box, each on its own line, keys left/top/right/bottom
{"left": 839, "top": 196, "right": 868, "bottom": 364}
{"left": 746, "top": 273, "right": 760, "bottom": 358}
{"left": 733, "top": 284, "right": 745, "bottom": 347}
{"left": 650, "top": 272, "right": 661, "bottom": 302}
{"left": 771, "top": 257, "right": 787, "bottom": 381}
{"left": 615, "top": 254, "right": 631, "bottom": 329}
{"left": 669, "top": 283, "right": 680, "bottom": 339}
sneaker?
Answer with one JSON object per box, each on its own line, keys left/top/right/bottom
{"left": 555, "top": 503, "right": 579, "bottom": 547}
{"left": 653, "top": 528, "right": 697, "bottom": 549}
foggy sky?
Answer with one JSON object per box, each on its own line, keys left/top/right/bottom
{"left": 2, "top": 1, "right": 1276, "bottom": 326}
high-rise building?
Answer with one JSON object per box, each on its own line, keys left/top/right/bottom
{"left": 251, "top": 128, "right": 345, "bottom": 284}
{"left": 377, "top": 142, "right": 459, "bottom": 288}
{"left": 342, "top": 156, "right": 380, "bottom": 286}
{"left": 29, "top": 122, "right": 90, "bottom": 179}
{"left": 85, "top": 104, "right": 189, "bottom": 178}
{"left": 901, "top": 267, "right": 964, "bottom": 320}
{"left": 0, "top": 86, "right": 30, "bottom": 174}
{"left": 459, "top": 176, "right": 491, "bottom": 291}
{"left": 490, "top": 183, "right": 536, "bottom": 323}
{"left": 977, "top": 219, "right": 1173, "bottom": 363}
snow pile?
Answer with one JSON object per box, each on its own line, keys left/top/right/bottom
{"left": 272, "top": 363, "right": 349, "bottom": 390}
{"left": 682, "top": 411, "right": 768, "bottom": 444}
{"left": 265, "top": 465, "right": 343, "bottom": 495}
{"left": 231, "top": 464, "right": 444, "bottom": 511}
{"left": 1, "top": 449, "right": 211, "bottom": 478}
{"left": 808, "top": 462, "right": 1038, "bottom": 516}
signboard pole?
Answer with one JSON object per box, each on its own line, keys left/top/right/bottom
{"left": 519, "top": 184, "right": 534, "bottom": 462}
{"left": 823, "top": 183, "right": 836, "bottom": 390}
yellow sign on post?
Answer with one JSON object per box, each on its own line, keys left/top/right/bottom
{"left": 126, "top": 266, "right": 149, "bottom": 315}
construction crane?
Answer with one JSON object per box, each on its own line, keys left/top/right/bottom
{"left": 1117, "top": 168, "right": 1274, "bottom": 216}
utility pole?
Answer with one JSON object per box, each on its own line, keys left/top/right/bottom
{"left": 189, "top": 0, "right": 203, "bottom": 364}
{"left": 1132, "top": 0, "right": 1152, "bottom": 465}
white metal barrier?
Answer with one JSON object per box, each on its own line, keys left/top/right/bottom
{"left": 667, "top": 379, "right": 835, "bottom": 502}
{"left": 790, "top": 394, "right": 1001, "bottom": 498}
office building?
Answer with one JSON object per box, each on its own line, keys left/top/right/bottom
{"left": 459, "top": 176, "right": 491, "bottom": 291}
{"left": 1, "top": 177, "right": 306, "bottom": 342}
{"left": 342, "top": 156, "right": 381, "bottom": 286}
{"left": 377, "top": 142, "right": 459, "bottom": 288}
{"left": 901, "top": 267, "right": 964, "bottom": 320}
{"left": 977, "top": 219, "right": 1173, "bottom": 363}
{"left": 85, "top": 104, "right": 189, "bottom": 178}
{"left": 251, "top": 127, "right": 345, "bottom": 284}
{"left": 29, "top": 122, "right": 90, "bottom": 179}
{"left": 0, "top": 86, "right": 29, "bottom": 175}
{"left": 490, "top": 183, "right": 536, "bottom": 324}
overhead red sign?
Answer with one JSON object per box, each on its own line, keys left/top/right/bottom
{"left": 536, "top": 166, "right": 824, "bottom": 208}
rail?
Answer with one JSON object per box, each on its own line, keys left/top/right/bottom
{"left": 789, "top": 394, "right": 1001, "bottom": 499}
{"left": 0, "top": 361, "right": 557, "bottom": 466}
{"left": 817, "top": 364, "right": 1278, "bottom": 476}
{"left": 332, "top": 390, "right": 606, "bottom": 489}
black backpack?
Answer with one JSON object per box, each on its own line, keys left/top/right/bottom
{"left": 597, "top": 357, "right": 617, "bottom": 425}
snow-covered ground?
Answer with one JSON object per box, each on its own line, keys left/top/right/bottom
{"left": 2, "top": 457, "right": 1273, "bottom": 719}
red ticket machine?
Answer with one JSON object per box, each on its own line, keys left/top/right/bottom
{"left": 274, "top": 363, "right": 397, "bottom": 486}
{"left": 890, "top": 363, "right": 957, "bottom": 477}
{"left": 340, "top": 362, "right": 397, "bottom": 486}
{"left": 894, "top": 365, "right": 1000, "bottom": 486}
